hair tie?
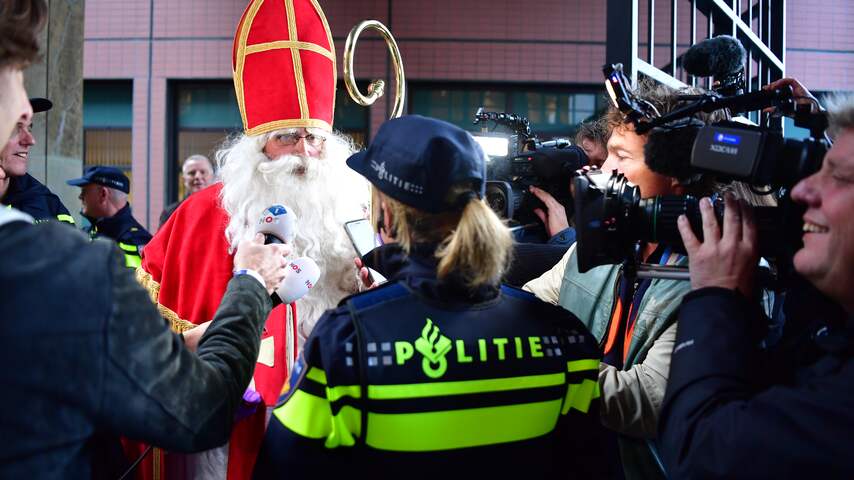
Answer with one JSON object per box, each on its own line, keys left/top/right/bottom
{"left": 453, "top": 191, "right": 480, "bottom": 210}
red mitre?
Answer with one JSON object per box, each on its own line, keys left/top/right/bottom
{"left": 232, "top": 0, "right": 337, "bottom": 135}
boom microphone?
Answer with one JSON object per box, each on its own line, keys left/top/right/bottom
{"left": 683, "top": 35, "right": 746, "bottom": 78}
{"left": 273, "top": 257, "right": 321, "bottom": 305}
{"left": 255, "top": 205, "right": 296, "bottom": 244}
{"left": 683, "top": 35, "right": 746, "bottom": 96}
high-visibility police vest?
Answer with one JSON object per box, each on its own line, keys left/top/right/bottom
{"left": 255, "top": 281, "right": 605, "bottom": 476}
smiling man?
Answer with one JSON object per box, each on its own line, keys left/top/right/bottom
{"left": 660, "top": 84, "right": 854, "bottom": 478}
{"left": 0, "top": 98, "right": 74, "bottom": 224}
{"left": 523, "top": 79, "right": 727, "bottom": 479}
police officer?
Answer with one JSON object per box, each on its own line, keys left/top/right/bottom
{"left": 0, "top": 98, "right": 75, "bottom": 224}
{"left": 66, "top": 165, "right": 151, "bottom": 268}
{"left": 253, "top": 115, "right": 608, "bottom": 477}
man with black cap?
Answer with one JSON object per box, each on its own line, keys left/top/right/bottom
{"left": 67, "top": 165, "right": 152, "bottom": 268}
{"left": 0, "top": 97, "right": 75, "bottom": 224}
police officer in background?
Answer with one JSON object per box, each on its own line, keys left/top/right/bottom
{"left": 66, "top": 165, "right": 152, "bottom": 268}
{"left": 254, "top": 115, "right": 608, "bottom": 477}
{"left": 0, "top": 97, "right": 74, "bottom": 224}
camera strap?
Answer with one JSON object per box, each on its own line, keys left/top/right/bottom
{"left": 603, "top": 247, "right": 674, "bottom": 368}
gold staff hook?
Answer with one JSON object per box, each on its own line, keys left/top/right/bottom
{"left": 343, "top": 20, "right": 406, "bottom": 119}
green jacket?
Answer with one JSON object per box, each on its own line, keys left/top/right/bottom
{"left": 526, "top": 243, "right": 691, "bottom": 479}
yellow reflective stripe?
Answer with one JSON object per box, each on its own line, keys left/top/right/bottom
{"left": 366, "top": 399, "right": 563, "bottom": 452}
{"left": 117, "top": 242, "right": 139, "bottom": 253}
{"left": 124, "top": 253, "right": 141, "bottom": 269}
{"left": 305, "top": 367, "right": 327, "bottom": 385}
{"left": 325, "top": 405, "right": 361, "bottom": 448}
{"left": 273, "top": 389, "right": 362, "bottom": 448}
{"left": 367, "top": 372, "right": 564, "bottom": 400}
{"left": 274, "top": 390, "right": 331, "bottom": 440}
{"left": 567, "top": 358, "right": 600, "bottom": 372}
{"left": 561, "top": 378, "right": 598, "bottom": 415}
{"left": 327, "top": 384, "right": 361, "bottom": 403}
{"left": 56, "top": 214, "right": 75, "bottom": 224}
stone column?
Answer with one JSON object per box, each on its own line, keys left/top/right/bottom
{"left": 24, "top": 0, "right": 85, "bottom": 222}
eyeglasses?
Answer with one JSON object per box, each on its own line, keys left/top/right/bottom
{"left": 273, "top": 132, "right": 326, "bottom": 147}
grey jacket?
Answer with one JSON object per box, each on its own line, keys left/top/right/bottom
{"left": 0, "top": 209, "right": 272, "bottom": 479}
{"left": 525, "top": 243, "right": 690, "bottom": 479}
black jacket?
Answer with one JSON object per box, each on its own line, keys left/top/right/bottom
{"left": 2, "top": 173, "right": 74, "bottom": 224}
{"left": 85, "top": 203, "right": 152, "bottom": 268}
{"left": 659, "top": 287, "right": 854, "bottom": 479}
{"left": 0, "top": 209, "right": 272, "bottom": 479}
{"left": 254, "top": 244, "right": 609, "bottom": 478}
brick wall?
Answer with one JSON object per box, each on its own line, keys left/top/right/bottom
{"left": 83, "top": 0, "right": 854, "bottom": 229}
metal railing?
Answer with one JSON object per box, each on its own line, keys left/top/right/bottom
{"left": 607, "top": 0, "right": 785, "bottom": 124}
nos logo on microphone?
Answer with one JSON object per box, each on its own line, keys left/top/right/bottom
{"left": 261, "top": 205, "right": 289, "bottom": 224}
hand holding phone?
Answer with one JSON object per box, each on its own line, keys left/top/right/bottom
{"left": 344, "top": 219, "right": 387, "bottom": 287}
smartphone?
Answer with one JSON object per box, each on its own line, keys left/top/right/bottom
{"left": 344, "top": 218, "right": 378, "bottom": 257}
{"left": 344, "top": 219, "right": 387, "bottom": 285}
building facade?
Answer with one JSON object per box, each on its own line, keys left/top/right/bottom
{"left": 82, "top": 0, "right": 854, "bottom": 229}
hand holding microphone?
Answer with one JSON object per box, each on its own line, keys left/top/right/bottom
{"left": 253, "top": 205, "right": 321, "bottom": 304}
{"left": 233, "top": 234, "right": 292, "bottom": 295}
{"left": 255, "top": 205, "right": 296, "bottom": 245}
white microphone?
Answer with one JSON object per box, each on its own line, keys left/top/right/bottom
{"left": 255, "top": 205, "right": 296, "bottom": 244}
{"left": 273, "top": 257, "right": 321, "bottom": 304}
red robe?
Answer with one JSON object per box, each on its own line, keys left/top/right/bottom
{"left": 130, "top": 183, "right": 294, "bottom": 480}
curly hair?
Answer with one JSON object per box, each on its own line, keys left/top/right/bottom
{"left": 0, "top": 0, "right": 47, "bottom": 70}
{"left": 604, "top": 77, "right": 730, "bottom": 130}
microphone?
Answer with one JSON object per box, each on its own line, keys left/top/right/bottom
{"left": 273, "top": 257, "right": 321, "bottom": 305}
{"left": 643, "top": 119, "right": 705, "bottom": 184}
{"left": 255, "top": 205, "right": 296, "bottom": 245}
{"left": 683, "top": 35, "right": 746, "bottom": 96}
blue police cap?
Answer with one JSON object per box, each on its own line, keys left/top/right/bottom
{"left": 66, "top": 166, "right": 130, "bottom": 194}
{"left": 346, "top": 115, "right": 486, "bottom": 213}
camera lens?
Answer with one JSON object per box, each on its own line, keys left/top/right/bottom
{"left": 637, "top": 195, "right": 703, "bottom": 246}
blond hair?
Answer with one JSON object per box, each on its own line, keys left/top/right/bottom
{"left": 379, "top": 187, "right": 513, "bottom": 289}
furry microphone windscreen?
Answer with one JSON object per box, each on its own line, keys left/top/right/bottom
{"left": 643, "top": 119, "right": 705, "bottom": 181}
{"left": 683, "top": 35, "right": 747, "bottom": 78}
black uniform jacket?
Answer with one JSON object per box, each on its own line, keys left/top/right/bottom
{"left": 660, "top": 287, "right": 854, "bottom": 479}
{"left": 85, "top": 203, "right": 152, "bottom": 268}
{"left": 2, "top": 173, "right": 74, "bottom": 224}
{"left": 254, "top": 244, "right": 610, "bottom": 478}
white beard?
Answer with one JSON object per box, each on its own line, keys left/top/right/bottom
{"left": 217, "top": 130, "right": 370, "bottom": 338}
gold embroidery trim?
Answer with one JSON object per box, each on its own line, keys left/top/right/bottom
{"left": 308, "top": 0, "right": 336, "bottom": 119}
{"left": 246, "top": 118, "right": 332, "bottom": 136}
{"left": 234, "top": 0, "right": 264, "bottom": 132}
{"left": 135, "top": 268, "right": 197, "bottom": 334}
{"left": 152, "top": 447, "right": 161, "bottom": 480}
{"left": 285, "top": 0, "right": 310, "bottom": 121}
{"left": 245, "top": 40, "right": 333, "bottom": 60}
{"left": 234, "top": 0, "right": 337, "bottom": 134}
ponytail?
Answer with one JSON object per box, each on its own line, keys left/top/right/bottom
{"left": 381, "top": 188, "right": 514, "bottom": 289}
{"left": 435, "top": 197, "right": 514, "bottom": 288}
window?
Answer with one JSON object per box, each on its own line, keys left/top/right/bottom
{"left": 410, "top": 83, "right": 607, "bottom": 140}
{"left": 83, "top": 80, "right": 133, "bottom": 191}
{"left": 167, "top": 81, "right": 369, "bottom": 203}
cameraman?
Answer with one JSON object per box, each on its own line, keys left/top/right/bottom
{"left": 524, "top": 79, "right": 726, "bottom": 479}
{"left": 659, "top": 88, "right": 854, "bottom": 477}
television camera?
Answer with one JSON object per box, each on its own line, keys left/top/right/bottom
{"left": 574, "top": 63, "right": 830, "bottom": 282}
{"left": 472, "top": 108, "right": 588, "bottom": 232}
